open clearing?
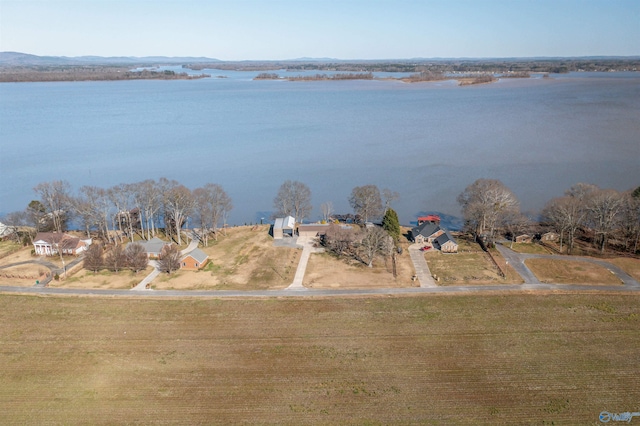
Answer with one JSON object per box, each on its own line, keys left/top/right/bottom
{"left": 1, "top": 293, "right": 638, "bottom": 424}
{"left": 526, "top": 258, "right": 624, "bottom": 285}
{"left": 305, "top": 247, "right": 416, "bottom": 289}
{"left": 153, "top": 225, "right": 301, "bottom": 290}
{"left": 425, "top": 236, "right": 523, "bottom": 285}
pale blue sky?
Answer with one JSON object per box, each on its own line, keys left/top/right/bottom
{"left": 1, "top": 0, "right": 638, "bottom": 59}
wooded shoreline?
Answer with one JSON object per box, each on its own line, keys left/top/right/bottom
{"left": 0, "top": 67, "right": 210, "bottom": 83}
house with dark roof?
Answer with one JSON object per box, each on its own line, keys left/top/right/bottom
{"left": 411, "top": 222, "right": 443, "bottom": 245}
{"left": 410, "top": 222, "right": 458, "bottom": 253}
{"left": 434, "top": 230, "right": 459, "bottom": 253}
{"left": 180, "top": 248, "right": 209, "bottom": 270}
{"left": 33, "top": 232, "right": 92, "bottom": 256}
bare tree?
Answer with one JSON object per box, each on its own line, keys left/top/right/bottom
{"left": 108, "top": 183, "right": 134, "bottom": 243}
{"left": 33, "top": 180, "right": 71, "bottom": 233}
{"left": 502, "top": 211, "right": 531, "bottom": 248}
{"left": 457, "top": 179, "right": 519, "bottom": 242}
{"left": 135, "top": 179, "right": 162, "bottom": 240}
{"left": 104, "top": 244, "right": 126, "bottom": 273}
{"left": 273, "top": 180, "right": 312, "bottom": 223}
{"left": 323, "top": 223, "right": 357, "bottom": 256}
{"left": 357, "top": 226, "right": 392, "bottom": 267}
{"left": 193, "top": 183, "right": 233, "bottom": 245}
{"left": 157, "top": 244, "right": 181, "bottom": 274}
{"left": 349, "top": 185, "right": 383, "bottom": 223}
{"left": 83, "top": 244, "right": 104, "bottom": 273}
{"left": 75, "top": 186, "right": 113, "bottom": 244}
{"left": 320, "top": 201, "right": 334, "bottom": 222}
{"left": 382, "top": 188, "right": 399, "bottom": 211}
{"left": 124, "top": 243, "right": 148, "bottom": 274}
{"left": 587, "top": 188, "right": 624, "bottom": 253}
{"left": 619, "top": 188, "right": 640, "bottom": 253}
{"left": 162, "top": 179, "right": 194, "bottom": 246}
{"left": 541, "top": 183, "right": 597, "bottom": 254}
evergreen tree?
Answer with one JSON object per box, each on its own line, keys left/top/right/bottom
{"left": 382, "top": 208, "right": 401, "bottom": 242}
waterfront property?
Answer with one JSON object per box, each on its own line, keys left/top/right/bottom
{"left": 33, "top": 232, "right": 92, "bottom": 256}
{"left": 411, "top": 221, "right": 458, "bottom": 253}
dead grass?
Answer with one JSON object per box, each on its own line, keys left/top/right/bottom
{"left": 605, "top": 257, "right": 640, "bottom": 281}
{"left": 506, "top": 242, "right": 552, "bottom": 254}
{"left": 0, "top": 264, "right": 49, "bottom": 286}
{"left": 152, "top": 225, "right": 301, "bottom": 290}
{"left": 0, "top": 240, "right": 23, "bottom": 259}
{"left": 426, "top": 236, "right": 521, "bottom": 285}
{"left": 54, "top": 267, "right": 154, "bottom": 289}
{"left": 526, "top": 258, "right": 623, "bottom": 285}
{"left": 0, "top": 293, "right": 638, "bottom": 424}
{"left": 305, "top": 250, "right": 416, "bottom": 289}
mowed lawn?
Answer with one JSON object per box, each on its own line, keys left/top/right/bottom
{"left": 1, "top": 294, "right": 638, "bottom": 424}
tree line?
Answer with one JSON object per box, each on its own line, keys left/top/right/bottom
{"left": 273, "top": 180, "right": 401, "bottom": 268}
{"left": 0, "top": 66, "right": 210, "bottom": 83}
{"left": 2, "top": 178, "right": 232, "bottom": 247}
{"left": 458, "top": 178, "right": 640, "bottom": 255}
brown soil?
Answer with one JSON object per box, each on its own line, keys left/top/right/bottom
{"left": 1, "top": 293, "right": 638, "bottom": 424}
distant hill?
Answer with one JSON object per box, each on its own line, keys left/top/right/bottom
{"left": 0, "top": 52, "right": 220, "bottom": 67}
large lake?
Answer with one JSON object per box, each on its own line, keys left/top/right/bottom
{"left": 1, "top": 70, "right": 639, "bottom": 227}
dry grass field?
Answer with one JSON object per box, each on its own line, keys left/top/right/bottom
{"left": 153, "top": 225, "right": 301, "bottom": 290}
{"left": 426, "top": 236, "right": 523, "bottom": 285}
{"left": 305, "top": 251, "right": 416, "bottom": 289}
{"left": 526, "top": 258, "right": 624, "bottom": 285}
{"left": 1, "top": 293, "right": 638, "bottom": 424}
{"left": 506, "top": 242, "right": 553, "bottom": 255}
{"left": 56, "top": 267, "right": 155, "bottom": 289}
{"left": 607, "top": 257, "right": 640, "bottom": 281}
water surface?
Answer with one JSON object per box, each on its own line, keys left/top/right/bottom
{"left": 1, "top": 72, "right": 638, "bottom": 226}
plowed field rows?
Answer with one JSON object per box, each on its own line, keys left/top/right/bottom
{"left": 1, "top": 294, "right": 638, "bottom": 424}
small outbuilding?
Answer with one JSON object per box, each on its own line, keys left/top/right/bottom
{"left": 273, "top": 216, "right": 295, "bottom": 239}
{"left": 515, "top": 234, "right": 533, "bottom": 243}
{"left": 180, "top": 248, "right": 209, "bottom": 270}
{"left": 541, "top": 231, "right": 559, "bottom": 242}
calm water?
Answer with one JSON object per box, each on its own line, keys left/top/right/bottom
{"left": 1, "top": 71, "right": 639, "bottom": 227}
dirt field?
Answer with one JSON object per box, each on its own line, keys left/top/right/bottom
{"left": 1, "top": 293, "right": 638, "bottom": 424}
{"left": 526, "top": 258, "right": 624, "bottom": 285}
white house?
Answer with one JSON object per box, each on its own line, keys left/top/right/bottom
{"left": 33, "top": 232, "right": 92, "bottom": 256}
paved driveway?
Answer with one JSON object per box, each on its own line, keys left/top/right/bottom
{"left": 408, "top": 244, "right": 437, "bottom": 288}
